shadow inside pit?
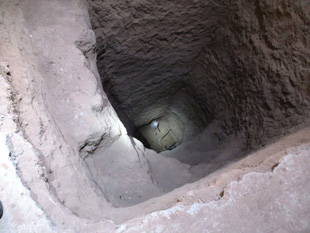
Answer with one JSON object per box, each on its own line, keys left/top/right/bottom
{"left": 133, "top": 129, "right": 151, "bottom": 149}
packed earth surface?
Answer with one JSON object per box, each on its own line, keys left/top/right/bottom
{"left": 0, "top": 0, "right": 309, "bottom": 232}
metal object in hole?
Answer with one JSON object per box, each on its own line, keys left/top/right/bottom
{"left": 150, "top": 121, "right": 160, "bottom": 132}
{"left": 165, "top": 141, "right": 178, "bottom": 150}
{"left": 158, "top": 129, "right": 177, "bottom": 151}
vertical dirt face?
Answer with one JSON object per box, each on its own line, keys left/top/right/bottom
{"left": 87, "top": 0, "right": 310, "bottom": 153}
{"left": 189, "top": 0, "right": 310, "bottom": 150}
{"left": 87, "top": 0, "right": 218, "bottom": 137}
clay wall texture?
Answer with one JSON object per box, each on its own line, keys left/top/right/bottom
{"left": 88, "top": 0, "right": 310, "bottom": 150}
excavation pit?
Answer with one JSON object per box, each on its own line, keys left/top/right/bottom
{"left": 137, "top": 111, "right": 184, "bottom": 152}
{"left": 1, "top": 0, "right": 309, "bottom": 231}
{"left": 84, "top": 0, "right": 310, "bottom": 210}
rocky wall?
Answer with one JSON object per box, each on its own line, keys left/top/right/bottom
{"left": 88, "top": 0, "right": 310, "bottom": 152}
{"left": 189, "top": 0, "right": 310, "bottom": 150}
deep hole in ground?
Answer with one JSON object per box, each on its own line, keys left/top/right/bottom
{"left": 84, "top": 0, "right": 310, "bottom": 209}
{"left": 2, "top": 0, "right": 309, "bottom": 229}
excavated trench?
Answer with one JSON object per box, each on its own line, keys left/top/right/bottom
{"left": 84, "top": 0, "right": 310, "bottom": 209}
{"left": 3, "top": 0, "right": 309, "bottom": 227}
